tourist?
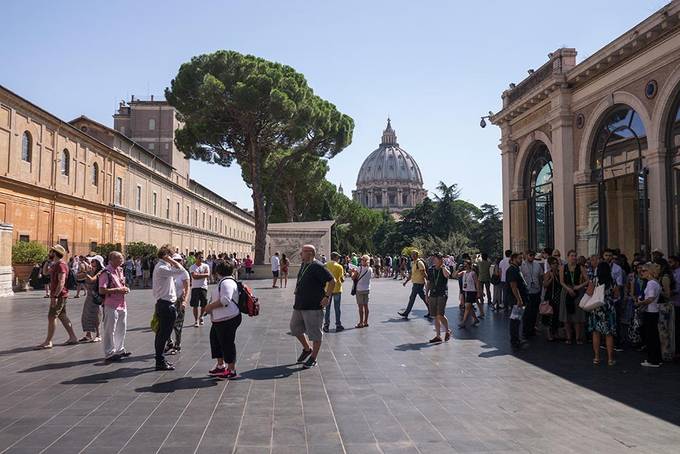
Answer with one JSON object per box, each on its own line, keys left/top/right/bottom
{"left": 587, "top": 260, "right": 617, "bottom": 366}
{"left": 280, "top": 253, "right": 290, "bottom": 288}
{"left": 398, "top": 250, "right": 429, "bottom": 319}
{"left": 427, "top": 252, "right": 451, "bottom": 343}
{"left": 506, "top": 252, "right": 527, "bottom": 348}
{"left": 520, "top": 250, "right": 543, "bottom": 338}
{"left": 74, "top": 256, "right": 88, "bottom": 298}
{"left": 35, "top": 245, "right": 79, "bottom": 349}
{"left": 78, "top": 255, "right": 104, "bottom": 343}
{"left": 189, "top": 253, "right": 211, "bottom": 327}
{"left": 243, "top": 255, "right": 253, "bottom": 279}
{"left": 352, "top": 254, "right": 373, "bottom": 328}
{"left": 490, "top": 257, "right": 502, "bottom": 310}
{"left": 166, "top": 253, "right": 189, "bottom": 354}
{"left": 385, "top": 254, "right": 393, "bottom": 278}
{"left": 134, "top": 256, "right": 142, "bottom": 288}
{"left": 541, "top": 256, "right": 561, "bottom": 341}
{"left": 69, "top": 256, "right": 80, "bottom": 296}
{"left": 559, "top": 250, "right": 588, "bottom": 345}
{"left": 40, "top": 256, "right": 51, "bottom": 298}
{"left": 603, "top": 249, "right": 625, "bottom": 350}
{"left": 458, "top": 260, "right": 481, "bottom": 329}
{"left": 291, "top": 244, "right": 334, "bottom": 369}
{"left": 636, "top": 262, "right": 663, "bottom": 367}
{"left": 99, "top": 251, "right": 132, "bottom": 361}
{"left": 141, "top": 255, "right": 152, "bottom": 287}
{"left": 124, "top": 255, "right": 135, "bottom": 290}
{"left": 656, "top": 258, "right": 675, "bottom": 361}
{"left": 204, "top": 260, "right": 242, "bottom": 379}
{"left": 540, "top": 247, "right": 554, "bottom": 273}
{"left": 271, "top": 251, "right": 281, "bottom": 288}
{"left": 205, "top": 254, "right": 215, "bottom": 284}
{"left": 152, "top": 245, "right": 190, "bottom": 371}
{"left": 669, "top": 255, "right": 680, "bottom": 358}
{"left": 477, "top": 253, "right": 492, "bottom": 307}
{"left": 324, "top": 252, "right": 345, "bottom": 332}
{"left": 498, "top": 249, "right": 512, "bottom": 310}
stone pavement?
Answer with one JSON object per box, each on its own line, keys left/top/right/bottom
{"left": 0, "top": 278, "right": 679, "bottom": 454}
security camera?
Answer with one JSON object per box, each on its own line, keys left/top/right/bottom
{"left": 480, "top": 117, "right": 487, "bottom": 128}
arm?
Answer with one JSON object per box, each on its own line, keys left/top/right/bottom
{"left": 182, "top": 278, "right": 190, "bottom": 307}
{"left": 574, "top": 266, "right": 588, "bottom": 290}
{"left": 510, "top": 280, "right": 523, "bottom": 307}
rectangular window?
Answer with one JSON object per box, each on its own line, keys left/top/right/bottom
{"left": 186, "top": 206, "right": 190, "bottom": 224}
{"left": 202, "top": 212, "right": 206, "bottom": 228}
{"left": 114, "top": 177, "right": 122, "bottom": 205}
{"left": 136, "top": 185, "right": 142, "bottom": 210}
{"left": 153, "top": 192, "right": 157, "bottom": 216}
{"left": 148, "top": 143, "right": 155, "bottom": 151}
{"left": 59, "top": 238, "right": 69, "bottom": 253}
{"left": 209, "top": 215, "right": 212, "bottom": 230}
{"left": 176, "top": 202, "right": 180, "bottom": 222}
{"left": 19, "top": 234, "right": 29, "bottom": 242}
{"left": 149, "top": 118, "right": 156, "bottom": 130}
{"left": 90, "top": 241, "right": 97, "bottom": 251}
{"left": 166, "top": 198, "right": 170, "bottom": 219}
{"left": 194, "top": 209, "right": 198, "bottom": 226}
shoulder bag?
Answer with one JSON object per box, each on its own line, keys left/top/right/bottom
{"left": 351, "top": 268, "right": 368, "bottom": 296}
{"left": 579, "top": 279, "right": 606, "bottom": 312}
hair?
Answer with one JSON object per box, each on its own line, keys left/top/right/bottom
{"left": 109, "top": 251, "right": 123, "bottom": 262}
{"left": 566, "top": 249, "right": 577, "bottom": 256}
{"left": 526, "top": 249, "right": 535, "bottom": 256}
{"left": 214, "top": 259, "right": 234, "bottom": 277}
{"left": 331, "top": 252, "right": 340, "bottom": 260}
{"left": 547, "top": 256, "right": 559, "bottom": 267}
{"left": 481, "top": 253, "right": 488, "bottom": 260}
{"left": 157, "top": 244, "right": 174, "bottom": 259}
{"left": 543, "top": 247, "right": 553, "bottom": 255}
{"left": 91, "top": 259, "right": 103, "bottom": 273}
{"left": 642, "top": 262, "right": 660, "bottom": 280}
{"left": 510, "top": 252, "right": 521, "bottom": 262}
{"left": 596, "top": 261, "right": 613, "bottom": 288}
{"left": 504, "top": 249, "right": 512, "bottom": 257}
{"left": 195, "top": 252, "right": 204, "bottom": 260}
{"left": 603, "top": 248, "right": 616, "bottom": 255}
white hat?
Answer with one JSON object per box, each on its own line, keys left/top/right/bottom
{"left": 172, "top": 253, "right": 183, "bottom": 261}
{"left": 91, "top": 255, "right": 105, "bottom": 269}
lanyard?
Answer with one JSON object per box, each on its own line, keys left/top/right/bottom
{"left": 434, "top": 268, "right": 442, "bottom": 288}
{"left": 295, "top": 263, "right": 311, "bottom": 294}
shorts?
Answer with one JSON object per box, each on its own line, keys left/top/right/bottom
{"left": 245, "top": 267, "right": 253, "bottom": 274}
{"left": 429, "top": 295, "right": 448, "bottom": 316}
{"left": 289, "top": 309, "right": 324, "bottom": 342}
{"left": 143, "top": 270, "right": 150, "bottom": 279}
{"left": 48, "top": 296, "right": 67, "bottom": 318}
{"left": 272, "top": 270, "right": 280, "bottom": 278}
{"left": 464, "top": 291, "right": 478, "bottom": 304}
{"left": 190, "top": 288, "right": 208, "bottom": 307}
{"left": 356, "top": 290, "right": 369, "bottom": 305}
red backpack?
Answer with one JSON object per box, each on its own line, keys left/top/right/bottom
{"left": 221, "top": 277, "right": 259, "bottom": 317}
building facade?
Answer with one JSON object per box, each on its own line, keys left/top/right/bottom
{"left": 492, "top": 1, "right": 680, "bottom": 259}
{"left": 353, "top": 119, "right": 427, "bottom": 213}
{"left": 0, "top": 85, "right": 255, "bottom": 257}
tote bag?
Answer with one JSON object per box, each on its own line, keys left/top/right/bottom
{"left": 579, "top": 281, "right": 605, "bottom": 312}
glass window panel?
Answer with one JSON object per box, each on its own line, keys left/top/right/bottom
{"left": 510, "top": 199, "right": 528, "bottom": 253}
{"left": 575, "top": 184, "right": 599, "bottom": 257}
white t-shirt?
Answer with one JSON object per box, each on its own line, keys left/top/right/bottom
{"left": 499, "top": 258, "right": 511, "bottom": 282}
{"left": 210, "top": 278, "right": 240, "bottom": 322}
{"left": 355, "top": 266, "right": 373, "bottom": 292}
{"left": 644, "top": 279, "right": 661, "bottom": 313}
{"left": 271, "top": 255, "right": 280, "bottom": 272}
{"left": 462, "top": 270, "right": 477, "bottom": 292}
{"left": 174, "top": 271, "right": 189, "bottom": 302}
{"left": 190, "top": 263, "right": 210, "bottom": 289}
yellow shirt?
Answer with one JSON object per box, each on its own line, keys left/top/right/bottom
{"left": 326, "top": 260, "right": 345, "bottom": 294}
{"left": 411, "top": 259, "right": 426, "bottom": 284}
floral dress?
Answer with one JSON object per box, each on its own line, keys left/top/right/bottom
{"left": 658, "top": 274, "right": 675, "bottom": 362}
{"left": 587, "top": 282, "right": 617, "bottom": 336}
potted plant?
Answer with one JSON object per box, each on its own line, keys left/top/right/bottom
{"left": 12, "top": 241, "right": 49, "bottom": 290}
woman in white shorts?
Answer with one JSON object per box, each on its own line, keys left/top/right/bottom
{"left": 352, "top": 255, "right": 373, "bottom": 328}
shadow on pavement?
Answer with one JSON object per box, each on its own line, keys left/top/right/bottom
{"left": 135, "top": 376, "right": 219, "bottom": 393}
{"left": 61, "top": 366, "right": 154, "bottom": 385}
{"left": 20, "top": 353, "right": 155, "bottom": 373}
{"left": 239, "top": 363, "right": 302, "bottom": 380}
{"left": 394, "top": 342, "right": 438, "bottom": 351}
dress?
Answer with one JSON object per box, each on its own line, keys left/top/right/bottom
{"left": 658, "top": 274, "right": 675, "bottom": 362}
{"left": 559, "top": 264, "right": 586, "bottom": 323}
{"left": 542, "top": 272, "right": 562, "bottom": 331}
{"left": 587, "top": 285, "right": 617, "bottom": 335}
{"left": 81, "top": 274, "right": 102, "bottom": 332}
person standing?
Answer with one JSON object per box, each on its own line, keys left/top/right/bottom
{"left": 398, "top": 250, "right": 430, "bottom": 319}
{"left": 427, "top": 252, "right": 451, "bottom": 343}
{"left": 98, "top": 251, "right": 131, "bottom": 361}
{"left": 541, "top": 257, "right": 562, "bottom": 341}
{"left": 352, "top": 255, "right": 373, "bottom": 328}
{"left": 35, "top": 245, "right": 79, "bottom": 349}
{"left": 458, "top": 260, "right": 481, "bottom": 329}
{"left": 291, "top": 244, "right": 334, "bottom": 369}
{"left": 124, "top": 255, "right": 135, "bottom": 291}
{"left": 560, "top": 250, "right": 588, "bottom": 345}
{"left": 506, "top": 252, "right": 528, "bottom": 348}
{"left": 520, "top": 250, "right": 543, "bottom": 338}
{"left": 134, "top": 256, "right": 143, "bottom": 288}
{"left": 588, "top": 261, "right": 617, "bottom": 366}
{"left": 477, "top": 253, "right": 492, "bottom": 307}
{"left": 74, "top": 256, "right": 88, "bottom": 298}
{"left": 271, "top": 252, "right": 281, "bottom": 288}
{"left": 152, "top": 246, "right": 190, "bottom": 371}
{"left": 324, "top": 252, "right": 345, "bottom": 332}
{"left": 78, "top": 255, "right": 103, "bottom": 343}
{"left": 243, "top": 255, "right": 253, "bottom": 280}
{"left": 636, "top": 263, "right": 663, "bottom": 367}
{"left": 281, "top": 254, "right": 290, "bottom": 288}
{"left": 189, "top": 253, "right": 211, "bottom": 327}
{"left": 141, "top": 255, "right": 151, "bottom": 288}
{"left": 166, "top": 253, "right": 189, "bottom": 354}
{"left": 498, "top": 250, "right": 512, "bottom": 310}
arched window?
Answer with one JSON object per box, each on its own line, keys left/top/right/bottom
{"left": 592, "top": 105, "right": 647, "bottom": 179}
{"left": 666, "top": 90, "right": 680, "bottom": 253}
{"left": 91, "top": 162, "right": 99, "bottom": 186}
{"left": 61, "top": 149, "right": 70, "bottom": 176}
{"left": 21, "top": 131, "right": 32, "bottom": 162}
{"left": 525, "top": 143, "right": 553, "bottom": 251}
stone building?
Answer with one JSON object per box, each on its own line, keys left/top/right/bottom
{"left": 353, "top": 119, "right": 427, "bottom": 213}
{"left": 0, "top": 85, "right": 255, "bottom": 257}
{"left": 491, "top": 1, "right": 680, "bottom": 258}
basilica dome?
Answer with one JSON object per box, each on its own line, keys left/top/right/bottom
{"left": 353, "top": 119, "right": 427, "bottom": 213}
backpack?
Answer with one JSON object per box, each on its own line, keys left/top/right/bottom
{"left": 92, "top": 270, "right": 111, "bottom": 306}
{"left": 220, "top": 277, "right": 260, "bottom": 317}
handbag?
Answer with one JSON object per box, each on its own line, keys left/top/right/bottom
{"left": 579, "top": 281, "right": 605, "bottom": 312}
{"left": 510, "top": 305, "right": 524, "bottom": 320}
{"left": 351, "top": 268, "right": 368, "bottom": 296}
{"left": 150, "top": 311, "right": 159, "bottom": 333}
{"left": 539, "top": 300, "right": 553, "bottom": 315}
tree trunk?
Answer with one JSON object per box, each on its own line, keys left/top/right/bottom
{"left": 285, "top": 190, "right": 296, "bottom": 223}
{"left": 252, "top": 181, "right": 268, "bottom": 265}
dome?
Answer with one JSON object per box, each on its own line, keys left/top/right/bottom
{"left": 356, "top": 119, "right": 424, "bottom": 186}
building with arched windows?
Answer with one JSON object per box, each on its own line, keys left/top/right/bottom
{"left": 353, "top": 119, "right": 427, "bottom": 213}
{"left": 492, "top": 1, "right": 680, "bottom": 258}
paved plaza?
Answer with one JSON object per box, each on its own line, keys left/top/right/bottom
{"left": 0, "top": 278, "right": 679, "bottom": 453}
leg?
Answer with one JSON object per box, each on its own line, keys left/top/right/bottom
{"left": 296, "top": 334, "right": 311, "bottom": 352}
{"left": 605, "top": 334, "right": 615, "bottom": 363}
{"left": 102, "top": 306, "right": 117, "bottom": 357}
{"left": 219, "top": 315, "right": 242, "bottom": 370}
{"left": 41, "top": 315, "right": 58, "bottom": 346}
{"left": 364, "top": 304, "right": 369, "bottom": 326}
{"left": 415, "top": 284, "right": 429, "bottom": 314}
{"left": 644, "top": 312, "right": 662, "bottom": 365}
{"left": 565, "top": 321, "right": 573, "bottom": 343}
{"left": 113, "top": 308, "right": 127, "bottom": 354}
{"left": 174, "top": 306, "right": 185, "bottom": 348}
{"left": 324, "top": 302, "right": 331, "bottom": 328}
{"left": 57, "top": 310, "right": 78, "bottom": 343}
{"left": 154, "top": 302, "right": 177, "bottom": 364}
{"left": 209, "top": 324, "right": 225, "bottom": 368}
{"left": 402, "top": 285, "right": 419, "bottom": 316}
{"left": 311, "top": 340, "right": 322, "bottom": 360}
{"left": 333, "top": 294, "right": 342, "bottom": 327}
{"left": 575, "top": 322, "right": 584, "bottom": 344}
{"left": 592, "top": 331, "right": 601, "bottom": 361}
{"left": 434, "top": 315, "right": 441, "bottom": 336}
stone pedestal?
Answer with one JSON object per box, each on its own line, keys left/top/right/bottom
{"left": 265, "top": 221, "right": 334, "bottom": 265}
{"left": 0, "top": 224, "right": 14, "bottom": 297}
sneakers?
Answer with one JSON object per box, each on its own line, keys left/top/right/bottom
{"left": 194, "top": 321, "right": 199, "bottom": 327}
{"left": 302, "top": 356, "right": 317, "bottom": 369}
{"left": 428, "top": 336, "right": 442, "bottom": 343}
{"left": 217, "top": 369, "right": 238, "bottom": 379}
{"left": 296, "top": 349, "right": 312, "bottom": 364}
{"left": 444, "top": 330, "right": 451, "bottom": 342}
{"left": 398, "top": 311, "right": 408, "bottom": 318}
{"left": 155, "top": 361, "right": 175, "bottom": 371}
{"left": 640, "top": 361, "right": 661, "bottom": 368}
{"left": 336, "top": 325, "right": 345, "bottom": 332}
{"left": 199, "top": 319, "right": 204, "bottom": 326}
{"left": 208, "top": 366, "right": 226, "bottom": 376}
{"left": 472, "top": 320, "right": 480, "bottom": 327}
{"left": 322, "top": 325, "right": 329, "bottom": 333}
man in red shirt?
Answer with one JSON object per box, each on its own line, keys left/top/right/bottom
{"left": 35, "top": 244, "right": 78, "bottom": 349}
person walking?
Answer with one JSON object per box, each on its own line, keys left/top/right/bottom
{"left": 35, "top": 245, "right": 79, "bottom": 349}
{"left": 427, "top": 252, "right": 451, "bottom": 343}
{"left": 291, "top": 244, "right": 334, "bottom": 369}
{"left": 205, "top": 260, "right": 242, "bottom": 379}
{"left": 352, "top": 255, "right": 373, "bottom": 328}
{"left": 166, "top": 253, "right": 189, "bottom": 354}
{"left": 324, "top": 252, "right": 345, "bottom": 332}
{"left": 458, "top": 260, "right": 481, "bottom": 329}
{"left": 271, "top": 252, "right": 281, "bottom": 288}
{"left": 243, "top": 255, "right": 253, "bottom": 280}
{"left": 99, "top": 251, "right": 132, "bottom": 361}
{"left": 636, "top": 262, "right": 663, "bottom": 367}
{"left": 152, "top": 246, "right": 190, "bottom": 371}
{"left": 189, "top": 253, "right": 211, "bottom": 327}
{"left": 498, "top": 250, "right": 512, "bottom": 310}
{"left": 520, "top": 250, "right": 543, "bottom": 338}
{"left": 281, "top": 253, "right": 290, "bottom": 288}
{"left": 78, "top": 255, "right": 104, "bottom": 343}
{"left": 398, "top": 250, "right": 430, "bottom": 319}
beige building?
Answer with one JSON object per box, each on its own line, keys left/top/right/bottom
{"left": 491, "top": 1, "right": 680, "bottom": 259}
{"left": 0, "top": 85, "right": 254, "bottom": 257}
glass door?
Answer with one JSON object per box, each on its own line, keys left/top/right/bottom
{"left": 575, "top": 183, "right": 599, "bottom": 257}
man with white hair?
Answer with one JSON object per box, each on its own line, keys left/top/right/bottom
{"left": 99, "top": 251, "right": 131, "bottom": 361}
{"left": 166, "top": 253, "right": 190, "bottom": 354}
{"left": 291, "top": 244, "right": 334, "bottom": 369}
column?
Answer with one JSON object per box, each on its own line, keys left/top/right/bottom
{"left": 0, "top": 224, "right": 14, "bottom": 297}
{"left": 367, "top": 189, "right": 373, "bottom": 208}
{"left": 382, "top": 188, "right": 387, "bottom": 208}
{"left": 500, "top": 121, "right": 515, "bottom": 251}
{"left": 397, "top": 188, "right": 403, "bottom": 208}
{"left": 645, "top": 147, "right": 668, "bottom": 254}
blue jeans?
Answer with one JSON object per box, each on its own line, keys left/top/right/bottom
{"left": 324, "top": 293, "right": 342, "bottom": 326}
{"left": 403, "top": 283, "right": 427, "bottom": 316}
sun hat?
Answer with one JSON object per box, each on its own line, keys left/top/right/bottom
{"left": 50, "top": 244, "right": 67, "bottom": 257}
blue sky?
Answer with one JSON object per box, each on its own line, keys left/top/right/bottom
{"left": 1, "top": 0, "right": 668, "bottom": 211}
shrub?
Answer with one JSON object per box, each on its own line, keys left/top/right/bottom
{"left": 94, "top": 243, "right": 122, "bottom": 259}
{"left": 126, "top": 241, "right": 158, "bottom": 258}
{"left": 12, "top": 241, "right": 49, "bottom": 265}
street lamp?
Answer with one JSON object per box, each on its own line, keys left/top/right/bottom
{"left": 479, "top": 111, "right": 494, "bottom": 128}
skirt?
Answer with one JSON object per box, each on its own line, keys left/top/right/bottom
{"left": 587, "top": 302, "right": 617, "bottom": 336}
{"left": 559, "top": 288, "right": 586, "bottom": 323}
{"left": 81, "top": 290, "right": 102, "bottom": 332}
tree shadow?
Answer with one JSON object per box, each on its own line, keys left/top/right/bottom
{"left": 61, "top": 367, "right": 154, "bottom": 385}
{"left": 126, "top": 326, "right": 152, "bottom": 333}
{"left": 394, "top": 342, "right": 439, "bottom": 351}
{"left": 135, "top": 376, "right": 219, "bottom": 393}
{"left": 0, "top": 346, "right": 44, "bottom": 357}
{"left": 19, "top": 354, "right": 155, "bottom": 373}
{"left": 239, "top": 363, "right": 302, "bottom": 380}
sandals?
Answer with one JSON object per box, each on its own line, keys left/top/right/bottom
{"left": 33, "top": 344, "right": 53, "bottom": 350}
{"left": 79, "top": 336, "right": 93, "bottom": 343}
{"left": 444, "top": 330, "right": 452, "bottom": 342}
{"left": 62, "top": 340, "right": 79, "bottom": 346}
{"left": 355, "top": 323, "right": 364, "bottom": 328}
{"left": 608, "top": 360, "right": 616, "bottom": 366}
{"left": 593, "top": 358, "right": 600, "bottom": 365}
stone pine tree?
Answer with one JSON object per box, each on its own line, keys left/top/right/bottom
{"left": 165, "top": 51, "right": 354, "bottom": 264}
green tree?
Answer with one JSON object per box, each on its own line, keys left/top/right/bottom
{"left": 166, "top": 50, "right": 354, "bottom": 264}
{"left": 473, "top": 204, "right": 503, "bottom": 257}
{"left": 94, "top": 243, "right": 122, "bottom": 259}
{"left": 126, "top": 241, "right": 158, "bottom": 258}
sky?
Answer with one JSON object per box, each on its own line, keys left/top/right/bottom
{"left": 0, "top": 0, "right": 669, "bottom": 211}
